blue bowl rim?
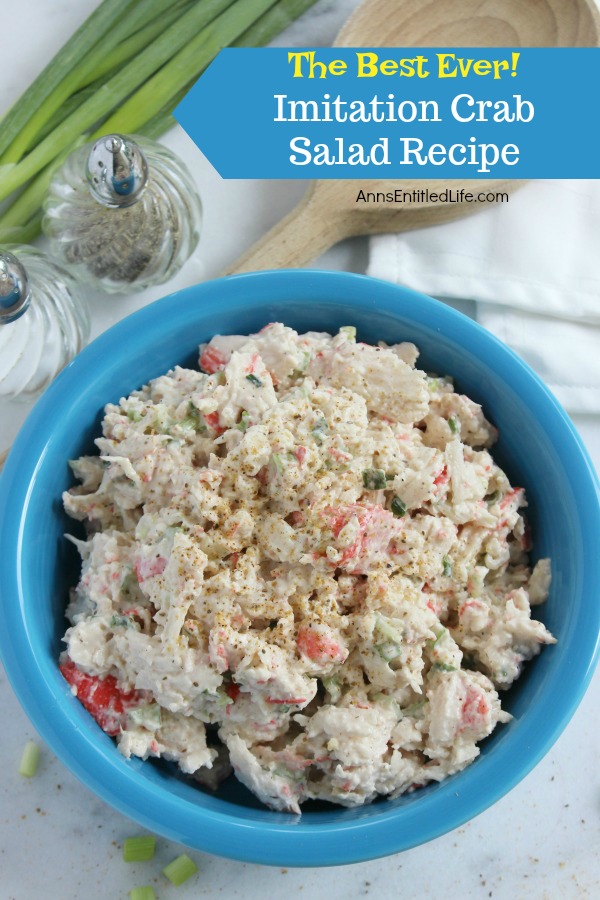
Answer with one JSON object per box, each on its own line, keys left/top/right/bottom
{"left": 0, "top": 269, "right": 599, "bottom": 866}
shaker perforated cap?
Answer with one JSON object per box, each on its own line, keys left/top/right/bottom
{"left": 0, "top": 249, "right": 31, "bottom": 324}
{"left": 86, "top": 134, "right": 149, "bottom": 208}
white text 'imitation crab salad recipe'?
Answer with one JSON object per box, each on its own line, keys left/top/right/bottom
{"left": 60, "top": 324, "right": 554, "bottom": 813}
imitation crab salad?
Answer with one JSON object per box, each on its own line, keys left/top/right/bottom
{"left": 60, "top": 323, "right": 555, "bottom": 813}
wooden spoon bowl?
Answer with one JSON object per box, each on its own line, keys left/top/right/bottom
{"left": 226, "top": 0, "right": 600, "bottom": 273}
{"left": 336, "top": 0, "right": 600, "bottom": 48}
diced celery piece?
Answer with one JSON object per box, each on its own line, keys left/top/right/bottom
{"left": 123, "top": 834, "right": 156, "bottom": 862}
{"left": 18, "top": 740, "right": 40, "bottom": 777}
{"left": 163, "top": 853, "right": 198, "bottom": 886}
{"left": 129, "top": 888, "right": 155, "bottom": 900}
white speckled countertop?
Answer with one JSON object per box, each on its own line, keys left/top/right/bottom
{"left": 1, "top": 2, "right": 599, "bottom": 898}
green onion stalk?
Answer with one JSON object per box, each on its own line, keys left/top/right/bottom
{"left": 0, "top": 0, "right": 319, "bottom": 244}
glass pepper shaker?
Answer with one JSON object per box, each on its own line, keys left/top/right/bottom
{"left": 0, "top": 246, "right": 89, "bottom": 401}
{"left": 43, "top": 133, "right": 202, "bottom": 294}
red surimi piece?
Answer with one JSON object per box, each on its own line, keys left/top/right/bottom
{"left": 60, "top": 657, "right": 144, "bottom": 736}
{"left": 199, "top": 345, "right": 227, "bottom": 374}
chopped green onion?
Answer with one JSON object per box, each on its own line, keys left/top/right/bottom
{"left": 153, "top": 406, "right": 172, "bottom": 434}
{"left": 448, "top": 417, "right": 459, "bottom": 434}
{"left": 110, "top": 614, "right": 133, "bottom": 628}
{"left": 270, "top": 452, "right": 285, "bottom": 474}
{"left": 339, "top": 325, "right": 356, "bottom": 341}
{"left": 163, "top": 853, "right": 198, "bottom": 886}
{"left": 121, "top": 570, "right": 139, "bottom": 595}
{"left": 272, "top": 763, "right": 304, "bottom": 782}
{"left": 362, "top": 468, "right": 387, "bottom": 490}
{"left": 216, "top": 690, "right": 234, "bottom": 708}
{"left": 432, "top": 662, "right": 457, "bottom": 672}
{"left": 19, "top": 740, "right": 40, "bottom": 777}
{"left": 376, "top": 642, "right": 402, "bottom": 662}
{"left": 123, "top": 835, "right": 156, "bottom": 863}
{"left": 180, "top": 415, "right": 202, "bottom": 432}
{"left": 246, "top": 373, "right": 263, "bottom": 387}
{"left": 180, "top": 417, "right": 197, "bottom": 432}
{"left": 312, "top": 418, "right": 329, "bottom": 444}
{"left": 272, "top": 764, "right": 305, "bottom": 784}
{"left": 291, "top": 351, "right": 311, "bottom": 378}
{"left": 180, "top": 403, "right": 207, "bottom": 433}
{"left": 442, "top": 555, "right": 453, "bottom": 577}
{"left": 375, "top": 614, "right": 404, "bottom": 644}
{"left": 372, "top": 692, "right": 400, "bottom": 712}
{"left": 126, "top": 409, "right": 142, "bottom": 422}
{"left": 237, "top": 410, "right": 250, "bottom": 432}
{"left": 391, "top": 496, "right": 407, "bottom": 517}
{"left": 321, "top": 675, "right": 341, "bottom": 702}
{"left": 129, "top": 888, "right": 155, "bottom": 900}
{"left": 128, "top": 704, "right": 162, "bottom": 730}
{"left": 432, "top": 627, "right": 447, "bottom": 647}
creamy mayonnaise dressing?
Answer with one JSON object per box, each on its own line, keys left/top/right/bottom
{"left": 61, "top": 323, "right": 554, "bottom": 813}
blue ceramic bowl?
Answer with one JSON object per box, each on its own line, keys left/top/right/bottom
{"left": 1, "top": 271, "right": 599, "bottom": 866}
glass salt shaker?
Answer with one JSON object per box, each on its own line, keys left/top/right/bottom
{"left": 0, "top": 246, "right": 89, "bottom": 401}
{"left": 43, "top": 133, "right": 202, "bottom": 293}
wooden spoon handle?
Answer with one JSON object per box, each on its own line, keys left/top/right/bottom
{"left": 224, "top": 188, "right": 344, "bottom": 275}
{"left": 0, "top": 449, "right": 8, "bottom": 473}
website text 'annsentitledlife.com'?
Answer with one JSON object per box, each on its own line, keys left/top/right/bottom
{"left": 355, "top": 188, "right": 509, "bottom": 204}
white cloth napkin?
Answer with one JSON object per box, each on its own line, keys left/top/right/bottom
{"left": 367, "top": 180, "right": 600, "bottom": 415}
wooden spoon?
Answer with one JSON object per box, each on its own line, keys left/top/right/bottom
{"left": 225, "top": 0, "right": 600, "bottom": 274}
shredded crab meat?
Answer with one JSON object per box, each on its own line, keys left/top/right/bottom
{"left": 61, "top": 323, "right": 554, "bottom": 814}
